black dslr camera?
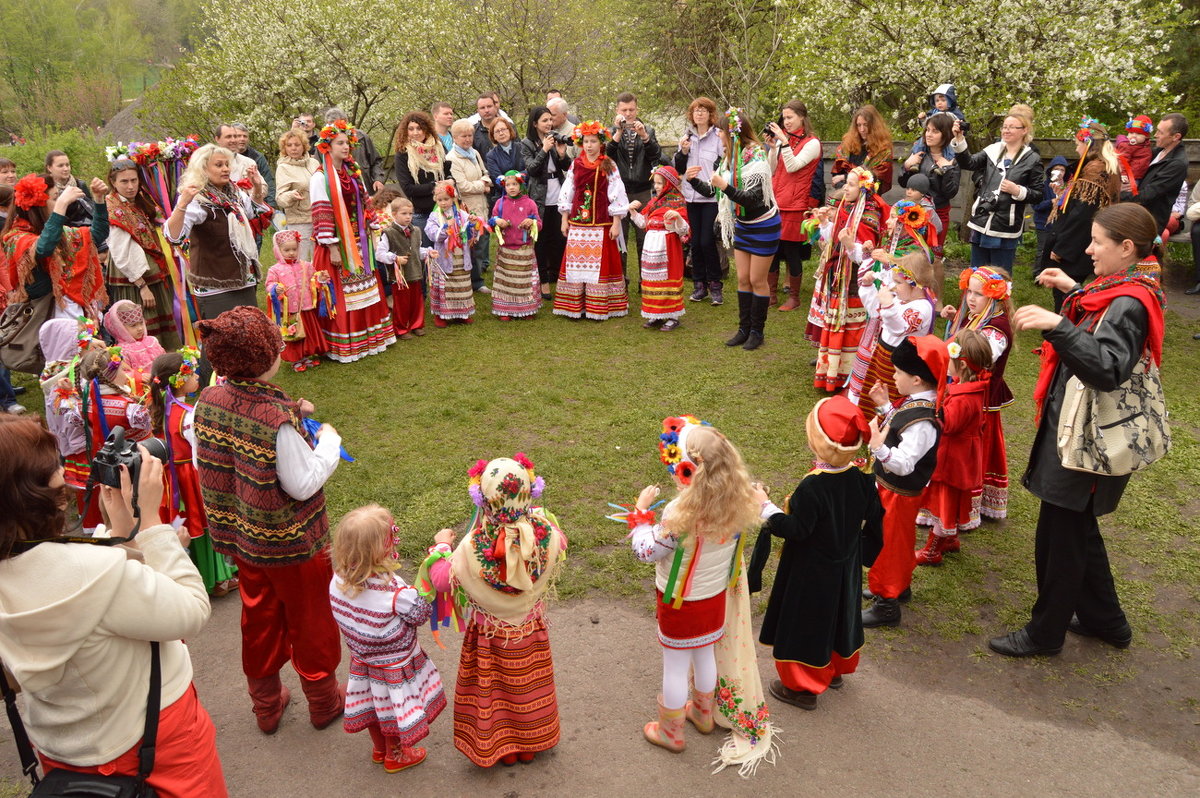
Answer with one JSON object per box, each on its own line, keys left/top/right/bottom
{"left": 91, "top": 426, "right": 168, "bottom": 489}
{"left": 550, "top": 131, "right": 573, "bottom": 145}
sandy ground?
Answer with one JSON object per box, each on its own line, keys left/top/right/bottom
{"left": 6, "top": 592, "right": 1195, "bottom": 797}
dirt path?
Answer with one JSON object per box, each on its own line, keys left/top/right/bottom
{"left": 6, "top": 594, "right": 1195, "bottom": 797}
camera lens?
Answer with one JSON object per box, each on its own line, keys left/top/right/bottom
{"left": 142, "top": 438, "right": 169, "bottom": 464}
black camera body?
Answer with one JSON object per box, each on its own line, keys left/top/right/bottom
{"left": 975, "top": 191, "right": 1000, "bottom": 215}
{"left": 550, "top": 132, "right": 573, "bottom": 145}
{"left": 91, "top": 426, "right": 168, "bottom": 489}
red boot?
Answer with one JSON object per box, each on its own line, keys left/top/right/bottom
{"left": 915, "top": 531, "right": 957, "bottom": 566}
{"left": 300, "top": 674, "right": 345, "bottom": 730}
{"left": 247, "top": 675, "right": 291, "bottom": 734}
{"left": 384, "top": 745, "right": 427, "bottom": 773}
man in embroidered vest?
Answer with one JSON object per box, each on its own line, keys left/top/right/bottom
{"left": 193, "top": 306, "right": 344, "bottom": 734}
{"left": 861, "top": 335, "right": 947, "bottom": 628}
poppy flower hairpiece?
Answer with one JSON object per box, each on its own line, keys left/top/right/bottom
{"left": 571, "top": 120, "right": 611, "bottom": 146}
{"left": 168, "top": 346, "right": 201, "bottom": 389}
{"left": 958, "top": 267, "right": 1012, "bottom": 300}
{"left": 848, "top": 166, "right": 878, "bottom": 194}
{"left": 658, "top": 414, "right": 707, "bottom": 484}
{"left": 13, "top": 174, "right": 49, "bottom": 210}
{"left": 316, "top": 119, "right": 360, "bottom": 153}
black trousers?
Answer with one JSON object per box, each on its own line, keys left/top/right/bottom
{"left": 769, "top": 239, "right": 811, "bottom": 278}
{"left": 1190, "top": 221, "right": 1200, "bottom": 283}
{"left": 535, "top": 206, "right": 565, "bottom": 285}
{"left": 685, "top": 202, "right": 720, "bottom": 284}
{"left": 620, "top": 188, "right": 652, "bottom": 277}
{"left": 1026, "top": 498, "right": 1127, "bottom": 647}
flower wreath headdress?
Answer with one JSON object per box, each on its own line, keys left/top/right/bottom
{"left": 162, "top": 346, "right": 201, "bottom": 389}
{"left": 958, "top": 266, "right": 1012, "bottom": 300}
{"left": 315, "top": 119, "right": 360, "bottom": 153}
{"left": 891, "top": 199, "right": 929, "bottom": 230}
{"left": 468, "top": 452, "right": 545, "bottom": 509}
{"left": 1074, "top": 117, "right": 1108, "bottom": 146}
{"left": 658, "top": 414, "right": 710, "bottom": 485}
{"left": 102, "top": 346, "right": 124, "bottom": 376}
{"left": 724, "top": 107, "right": 744, "bottom": 137}
{"left": 571, "top": 120, "right": 612, "bottom": 146}
{"left": 848, "top": 165, "right": 879, "bottom": 194}
{"left": 13, "top": 174, "right": 49, "bottom": 210}
{"left": 76, "top": 317, "right": 99, "bottom": 352}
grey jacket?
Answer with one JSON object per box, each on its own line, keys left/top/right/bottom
{"left": 1022, "top": 295, "right": 1149, "bottom": 515}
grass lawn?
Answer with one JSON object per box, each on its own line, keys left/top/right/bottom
{"left": 256, "top": 231, "right": 1200, "bottom": 656}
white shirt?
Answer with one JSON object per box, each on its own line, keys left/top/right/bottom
{"left": 558, "top": 163, "right": 630, "bottom": 218}
{"left": 871, "top": 389, "right": 938, "bottom": 477}
{"left": 189, "top": 417, "right": 341, "bottom": 501}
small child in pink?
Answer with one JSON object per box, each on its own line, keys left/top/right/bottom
{"left": 102, "top": 299, "right": 166, "bottom": 383}
{"left": 488, "top": 171, "right": 543, "bottom": 319}
{"left": 266, "top": 229, "right": 330, "bottom": 371}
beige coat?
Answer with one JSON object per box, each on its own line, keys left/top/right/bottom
{"left": 448, "top": 149, "right": 492, "bottom": 217}
{"left": 275, "top": 156, "right": 320, "bottom": 225}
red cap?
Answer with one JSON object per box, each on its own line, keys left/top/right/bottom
{"left": 910, "top": 334, "right": 950, "bottom": 406}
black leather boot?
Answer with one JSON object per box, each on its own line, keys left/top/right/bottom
{"left": 742, "top": 293, "right": 769, "bottom": 350}
{"left": 861, "top": 596, "right": 901, "bottom": 628}
{"left": 726, "top": 291, "right": 752, "bottom": 346}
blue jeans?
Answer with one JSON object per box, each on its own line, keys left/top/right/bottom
{"left": 0, "top": 364, "right": 17, "bottom": 409}
{"left": 970, "top": 232, "right": 1018, "bottom": 273}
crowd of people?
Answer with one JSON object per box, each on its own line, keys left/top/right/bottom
{"left": 0, "top": 84, "right": 1188, "bottom": 793}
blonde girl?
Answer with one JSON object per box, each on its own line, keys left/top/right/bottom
{"left": 330, "top": 505, "right": 446, "bottom": 773}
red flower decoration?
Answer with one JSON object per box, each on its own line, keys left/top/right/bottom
{"left": 13, "top": 174, "right": 48, "bottom": 210}
{"left": 675, "top": 461, "right": 695, "bottom": 486}
{"left": 663, "top": 416, "right": 685, "bottom": 434}
{"left": 235, "top": 178, "right": 253, "bottom": 191}
{"left": 982, "top": 280, "right": 1008, "bottom": 300}
{"left": 958, "top": 269, "right": 973, "bottom": 291}
{"left": 467, "top": 459, "right": 488, "bottom": 479}
{"left": 513, "top": 452, "right": 534, "bottom": 470}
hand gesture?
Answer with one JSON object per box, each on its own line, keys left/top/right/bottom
{"left": 398, "top": 254, "right": 409, "bottom": 266}
{"left": 768, "top": 122, "right": 785, "bottom": 141}
{"left": 750, "top": 481, "right": 770, "bottom": 505}
{"left": 101, "top": 446, "right": 165, "bottom": 537}
{"left": 542, "top": 135, "right": 555, "bottom": 152}
{"left": 999, "top": 178, "right": 1019, "bottom": 196}
{"left": 434, "top": 527, "right": 456, "bottom": 547}
{"left": 1035, "top": 266, "right": 1075, "bottom": 293}
{"left": 940, "top": 304, "right": 958, "bottom": 320}
{"left": 877, "top": 285, "right": 895, "bottom": 306}
{"left": 495, "top": 218, "right": 510, "bottom": 230}
{"left": 518, "top": 217, "right": 535, "bottom": 230}
{"left": 679, "top": 136, "right": 691, "bottom": 154}
{"left": 317, "top": 270, "right": 331, "bottom": 284}
{"left": 868, "top": 416, "right": 888, "bottom": 450}
{"left": 627, "top": 200, "right": 642, "bottom": 212}
{"left": 635, "top": 485, "right": 661, "bottom": 512}
{"left": 859, "top": 269, "right": 876, "bottom": 287}
{"left": 838, "top": 227, "right": 853, "bottom": 247}
{"left": 904, "top": 153, "right": 922, "bottom": 170}
{"left": 685, "top": 165, "right": 701, "bottom": 180}
{"left": 868, "top": 381, "right": 889, "bottom": 410}
{"left": 245, "top": 164, "right": 258, "bottom": 180}
{"left": 298, "top": 398, "right": 315, "bottom": 417}
{"left": 89, "top": 177, "right": 109, "bottom": 202}
{"left": 316, "top": 422, "right": 338, "bottom": 439}
{"left": 663, "top": 210, "right": 681, "bottom": 225}
{"left": 952, "top": 120, "right": 963, "bottom": 140}
{"left": 710, "top": 173, "right": 728, "bottom": 191}
{"left": 933, "top": 155, "right": 953, "bottom": 168}
{"left": 329, "top": 246, "right": 342, "bottom": 266}
{"left": 870, "top": 247, "right": 890, "bottom": 264}
{"left": 177, "top": 184, "right": 201, "bottom": 207}
{"left": 54, "top": 186, "right": 84, "bottom": 214}
{"left": 1012, "top": 304, "right": 1064, "bottom": 332}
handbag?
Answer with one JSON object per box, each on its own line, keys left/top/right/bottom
{"left": 0, "top": 293, "right": 55, "bottom": 375}
{"left": 1056, "top": 308, "right": 1171, "bottom": 476}
{"left": 1, "top": 642, "right": 161, "bottom": 798}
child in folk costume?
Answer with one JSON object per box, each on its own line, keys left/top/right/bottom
{"left": 861, "top": 336, "right": 948, "bottom": 628}
{"left": 916, "top": 330, "right": 994, "bottom": 565}
{"left": 309, "top": 119, "right": 396, "bottom": 362}
{"left": 375, "top": 196, "right": 428, "bottom": 338}
{"left": 845, "top": 239, "right": 937, "bottom": 415}
{"left": 1115, "top": 115, "right": 1154, "bottom": 186}
{"left": 424, "top": 183, "right": 481, "bottom": 326}
{"left": 330, "top": 505, "right": 446, "bottom": 774}
{"left": 102, "top": 299, "right": 166, "bottom": 384}
{"left": 628, "top": 165, "right": 689, "bottom": 330}
{"left": 628, "top": 416, "right": 778, "bottom": 774}
{"left": 149, "top": 349, "right": 238, "bottom": 595}
{"left": 748, "top": 396, "right": 884, "bottom": 709}
{"left": 79, "top": 346, "right": 154, "bottom": 451}
{"left": 266, "top": 229, "right": 330, "bottom": 371}
{"left": 939, "top": 267, "right": 1014, "bottom": 521}
{"left": 418, "top": 454, "right": 567, "bottom": 767}
{"left": 553, "top": 121, "right": 630, "bottom": 320}
{"left": 488, "top": 171, "right": 543, "bottom": 319}
{"left": 808, "top": 166, "right": 889, "bottom": 390}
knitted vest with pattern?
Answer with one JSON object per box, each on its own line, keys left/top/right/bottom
{"left": 873, "top": 399, "right": 941, "bottom": 496}
{"left": 194, "top": 379, "right": 328, "bottom": 566}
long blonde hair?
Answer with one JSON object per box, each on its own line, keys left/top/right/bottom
{"left": 180, "top": 143, "right": 237, "bottom": 192}
{"left": 332, "top": 504, "right": 397, "bottom": 597}
{"left": 663, "top": 426, "right": 760, "bottom": 542}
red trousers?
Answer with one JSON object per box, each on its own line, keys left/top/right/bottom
{"left": 867, "top": 487, "right": 923, "bottom": 599}
{"left": 777, "top": 652, "right": 860, "bottom": 695}
{"left": 236, "top": 551, "right": 341, "bottom": 681}
{"left": 391, "top": 279, "right": 425, "bottom": 336}
{"left": 40, "top": 685, "right": 227, "bottom": 798}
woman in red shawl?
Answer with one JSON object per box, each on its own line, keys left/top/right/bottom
{"left": 309, "top": 120, "right": 396, "bottom": 361}
{"left": 806, "top": 166, "right": 887, "bottom": 391}
{"left": 989, "top": 203, "right": 1165, "bottom": 658}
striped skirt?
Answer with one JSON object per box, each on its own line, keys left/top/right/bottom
{"left": 733, "top": 213, "right": 781, "bottom": 256}
{"left": 430, "top": 254, "right": 476, "bottom": 320}
{"left": 845, "top": 321, "right": 902, "bottom": 415}
{"left": 345, "top": 648, "right": 447, "bottom": 746}
{"left": 453, "top": 615, "right": 560, "bottom": 766}
{"left": 491, "top": 244, "right": 541, "bottom": 318}
{"left": 314, "top": 248, "right": 396, "bottom": 362}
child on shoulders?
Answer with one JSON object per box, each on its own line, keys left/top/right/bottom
{"left": 912, "top": 83, "right": 967, "bottom": 154}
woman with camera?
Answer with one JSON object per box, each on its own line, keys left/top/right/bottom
{"left": 951, "top": 112, "right": 1044, "bottom": 272}
{"left": 521, "top": 106, "right": 573, "bottom": 299}
{"left": 763, "top": 99, "right": 821, "bottom": 310}
{"left": 0, "top": 415, "right": 227, "bottom": 795}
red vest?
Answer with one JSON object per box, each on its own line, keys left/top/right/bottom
{"left": 772, "top": 134, "right": 820, "bottom": 214}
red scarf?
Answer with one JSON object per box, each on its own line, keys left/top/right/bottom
{"left": 106, "top": 195, "right": 166, "bottom": 277}
{"left": 568, "top": 153, "right": 611, "bottom": 224}
{"left": 1, "top": 220, "right": 105, "bottom": 310}
{"left": 639, "top": 183, "right": 686, "bottom": 229}
{"left": 1032, "top": 268, "right": 1164, "bottom": 421}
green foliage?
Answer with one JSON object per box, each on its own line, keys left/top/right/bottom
{"left": 2, "top": 126, "right": 114, "bottom": 183}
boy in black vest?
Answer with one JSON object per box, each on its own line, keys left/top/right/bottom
{"left": 862, "top": 335, "right": 948, "bottom": 627}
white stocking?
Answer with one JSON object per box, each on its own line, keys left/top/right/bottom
{"left": 691, "top": 643, "right": 717, "bottom": 693}
{"left": 661, "top": 647, "right": 692, "bottom": 709}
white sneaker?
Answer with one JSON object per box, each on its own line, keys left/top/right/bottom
{"left": 476, "top": 285, "right": 492, "bottom": 294}
{"left": 4, "top": 403, "right": 26, "bottom": 415}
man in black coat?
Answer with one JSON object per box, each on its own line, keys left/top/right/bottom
{"left": 1132, "top": 113, "right": 1188, "bottom": 232}
{"left": 606, "top": 92, "right": 663, "bottom": 280}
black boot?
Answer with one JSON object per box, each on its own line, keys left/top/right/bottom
{"left": 726, "top": 291, "right": 752, "bottom": 346}
{"left": 861, "top": 596, "right": 901, "bottom": 628}
{"left": 742, "top": 294, "right": 769, "bottom": 350}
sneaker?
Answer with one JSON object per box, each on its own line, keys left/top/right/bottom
{"left": 4, "top": 403, "right": 26, "bottom": 415}
{"left": 709, "top": 285, "right": 724, "bottom": 306}
{"left": 689, "top": 285, "right": 708, "bottom": 302}
{"left": 660, "top": 319, "right": 681, "bottom": 331}
{"left": 476, "top": 285, "right": 492, "bottom": 294}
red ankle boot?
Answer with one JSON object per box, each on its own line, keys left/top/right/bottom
{"left": 384, "top": 745, "right": 427, "bottom": 773}
{"left": 915, "top": 531, "right": 957, "bottom": 566}
{"left": 247, "top": 675, "right": 290, "bottom": 734}
{"left": 300, "top": 674, "right": 345, "bottom": 730}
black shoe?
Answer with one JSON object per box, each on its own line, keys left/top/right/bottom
{"left": 861, "top": 597, "right": 901, "bottom": 628}
{"left": 987, "top": 628, "right": 1062, "bottom": 658}
{"left": 726, "top": 329, "right": 749, "bottom": 347}
{"left": 11, "top": 386, "right": 25, "bottom": 396}
{"left": 861, "top": 586, "right": 912, "bottom": 603}
{"left": 1067, "top": 615, "right": 1132, "bottom": 649}
{"left": 689, "top": 283, "right": 709, "bottom": 302}
{"left": 742, "top": 331, "right": 764, "bottom": 350}
{"left": 828, "top": 676, "right": 844, "bottom": 690}
{"left": 742, "top": 294, "right": 769, "bottom": 350}
{"left": 642, "top": 318, "right": 664, "bottom": 329}
{"left": 1185, "top": 282, "right": 1200, "bottom": 295}
{"left": 769, "top": 679, "right": 817, "bottom": 710}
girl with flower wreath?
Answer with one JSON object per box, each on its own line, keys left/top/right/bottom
{"left": 425, "top": 182, "right": 482, "bottom": 325}
{"left": 309, "top": 120, "right": 396, "bottom": 362}
{"left": 148, "top": 348, "right": 238, "bottom": 595}
{"left": 938, "top": 265, "right": 1014, "bottom": 522}
{"left": 915, "top": 329, "right": 993, "bottom": 565}
{"left": 627, "top": 416, "right": 778, "bottom": 775}
{"left": 684, "top": 107, "right": 779, "bottom": 350}
{"left": 807, "top": 166, "right": 888, "bottom": 391}
{"left": 553, "top": 120, "right": 630, "bottom": 320}
{"left": 488, "top": 170, "right": 543, "bottom": 319}
{"left": 79, "top": 345, "right": 154, "bottom": 468}
{"left": 417, "top": 454, "right": 567, "bottom": 767}
{"left": 627, "top": 164, "right": 690, "bottom": 330}
{"left": 2, "top": 173, "right": 110, "bottom": 328}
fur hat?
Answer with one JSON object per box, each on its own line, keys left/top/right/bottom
{"left": 891, "top": 335, "right": 949, "bottom": 405}
{"left": 196, "top": 306, "right": 283, "bottom": 378}
{"left": 805, "top": 396, "right": 869, "bottom": 467}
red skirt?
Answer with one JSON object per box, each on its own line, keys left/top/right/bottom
{"left": 168, "top": 460, "right": 207, "bottom": 538}
{"left": 281, "top": 309, "right": 328, "bottom": 362}
{"left": 919, "top": 480, "right": 981, "bottom": 534}
{"left": 312, "top": 248, "right": 395, "bottom": 362}
{"left": 655, "top": 589, "right": 726, "bottom": 649}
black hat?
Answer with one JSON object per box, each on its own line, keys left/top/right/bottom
{"left": 905, "top": 173, "right": 932, "bottom": 196}
{"left": 891, "top": 337, "right": 936, "bottom": 386}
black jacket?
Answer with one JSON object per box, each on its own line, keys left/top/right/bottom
{"left": 392, "top": 153, "right": 450, "bottom": 216}
{"left": 1023, "top": 295, "right": 1148, "bottom": 515}
{"left": 954, "top": 141, "right": 1044, "bottom": 239}
{"left": 686, "top": 176, "right": 775, "bottom": 221}
{"left": 1132, "top": 145, "right": 1187, "bottom": 230}
{"left": 606, "top": 125, "right": 663, "bottom": 196}
{"left": 473, "top": 122, "right": 493, "bottom": 159}
{"left": 519, "top": 139, "right": 572, "bottom": 209}
{"left": 353, "top": 136, "right": 385, "bottom": 190}
{"left": 898, "top": 149, "right": 960, "bottom": 209}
